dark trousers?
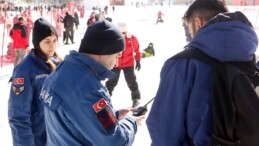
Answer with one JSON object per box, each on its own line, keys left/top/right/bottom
{"left": 65, "top": 27, "right": 74, "bottom": 43}
{"left": 63, "top": 31, "right": 72, "bottom": 42}
{"left": 156, "top": 16, "right": 163, "bottom": 23}
{"left": 105, "top": 67, "right": 141, "bottom": 100}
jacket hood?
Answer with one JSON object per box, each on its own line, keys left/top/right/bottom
{"left": 188, "top": 11, "right": 258, "bottom": 62}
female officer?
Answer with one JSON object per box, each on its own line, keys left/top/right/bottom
{"left": 8, "top": 18, "right": 62, "bottom": 146}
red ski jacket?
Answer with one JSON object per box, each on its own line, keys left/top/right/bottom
{"left": 10, "top": 22, "right": 29, "bottom": 49}
{"left": 116, "top": 35, "right": 141, "bottom": 68}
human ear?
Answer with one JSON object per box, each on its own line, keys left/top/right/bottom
{"left": 195, "top": 17, "right": 204, "bottom": 29}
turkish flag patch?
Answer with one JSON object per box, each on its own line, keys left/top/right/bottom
{"left": 14, "top": 78, "right": 24, "bottom": 85}
{"left": 96, "top": 105, "right": 118, "bottom": 132}
{"left": 93, "top": 98, "right": 107, "bottom": 113}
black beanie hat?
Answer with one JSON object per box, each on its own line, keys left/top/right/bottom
{"left": 32, "top": 18, "right": 58, "bottom": 47}
{"left": 79, "top": 20, "right": 125, "bottom": 55}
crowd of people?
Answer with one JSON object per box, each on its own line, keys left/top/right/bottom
{"left": 5, "top": 0, "right": 259, "bottom": 146}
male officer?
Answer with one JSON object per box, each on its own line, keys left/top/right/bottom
{"left": 40, "top": 20, "right": 145, "bottom": 146}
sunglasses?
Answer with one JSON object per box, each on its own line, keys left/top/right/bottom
{"left": 122, "top": 32, "right": 127, "bottom": 35}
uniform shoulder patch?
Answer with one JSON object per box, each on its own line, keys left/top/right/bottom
{"left": 93, "top": 98, "right": 107, "bottom": 113}
{"left": 14, "top": 78, "right": 24, "bottom": 85}
{"left": 12, "top": 78, "right": 25, "bottom": 95}
{"left": 93, "top": 98, "right": 118, "bottom": 132}
{"left": 12, "top": 85, "right": 24, "bottom": 95}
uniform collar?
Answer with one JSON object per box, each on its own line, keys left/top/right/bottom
{"left": 29, "top": 50, "right": 52, "bottom": 73}
{"left": 64, "top": 50, "right": 116, "bottom": 81}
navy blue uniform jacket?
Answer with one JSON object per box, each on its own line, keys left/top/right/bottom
{"left": 40, "top": 50, "right": 138, "bottom": 146}
{"left": 8, "top": 51, "right": 53, "bottom": 146}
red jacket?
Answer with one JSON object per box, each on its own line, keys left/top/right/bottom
{"left": 158, "top": 11, "right": 164, "bottom": 17}
{"left": 10, "top": 22, "right": 29, "bottom": 49}
{"left": 116, "top": 35, "right": 141, "bottom": 68}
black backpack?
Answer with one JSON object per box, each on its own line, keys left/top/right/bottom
{"left": 172, "top": 48, "right": 259, "bottom": 146}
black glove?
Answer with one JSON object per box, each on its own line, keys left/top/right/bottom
{"left": 135, "top": 61, "right": 141, "bottom": 71}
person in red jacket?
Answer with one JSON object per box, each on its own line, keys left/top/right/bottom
{"left": 156, "top": 10, "right": 164, "bottom": 24}
{"left": 105, "top": 22, "right": 141, "bottom": 107}
{"left": 80, "top": 6, "right": 85, "bottom": 19}
{"left": 10, "top": 17, "right": 29, "bottom": 67}
{"left": 87, "top": 15, "right": 96, "bottom": 27}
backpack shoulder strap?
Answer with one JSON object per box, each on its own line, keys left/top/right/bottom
{"left": 227, "top": 61, "right": 259, "bottom": 76}
{"left": 173, "top": 48, "right": 259, "bottom": 145}
{"left": 172, "top": 48, "right": 222, "bottom": 146}
{"left": 170, "top": 48, "right": 221, "bottom": 66}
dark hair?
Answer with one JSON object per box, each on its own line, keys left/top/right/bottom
{"left": 184, "top": 0, "right": 228, "bottom": 23}
{"left": 18, "top": 17, "right": 24, "bottom": 21}
{"left": 105, "top": 17, "right": 112, "bottom": 22}
{"left": 33, "top": 45, "right": 62, "bottom": 71}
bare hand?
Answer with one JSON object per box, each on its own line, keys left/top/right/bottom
{"left": 129, "top": 107, "right": 146, "bottom": 126}
{"left": 118, "top": 108, "right": 146, "bottom": 126}
{"left": 117, "top": 108, "right": 132, "bottom": 120}
{"left": 131, "top": 115, "right": 145, "bottom": 126}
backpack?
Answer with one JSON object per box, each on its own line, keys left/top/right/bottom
{"left": 172, "top": 48, "right": 259, "bottom": 146}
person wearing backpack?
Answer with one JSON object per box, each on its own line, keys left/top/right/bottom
{"left": 146, "top": 0, "right": 258, "bottom": 145}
